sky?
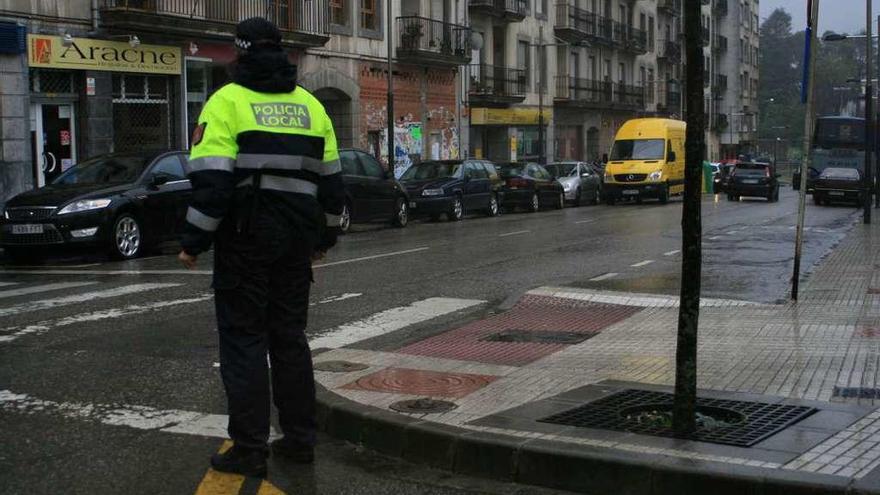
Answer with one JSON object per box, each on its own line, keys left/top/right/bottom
{"left": 761, "top": 0, "right": 880, "bottom": 35}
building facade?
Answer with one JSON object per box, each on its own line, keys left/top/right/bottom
{"left": 0, "top": 0, "right": 757, "bottom": 204}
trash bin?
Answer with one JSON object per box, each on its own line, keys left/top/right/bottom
{"left": 702, "top": 161, "right": 714, "bottom": 194}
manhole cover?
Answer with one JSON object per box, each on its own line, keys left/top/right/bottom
{"left": 389, "top": 398, "right": 458, "bottom": 414}
{"left": 313, "top": 360, "right": 370, "bottom": 373}
{"left": 833, "top": 387, "right": 880, "bottom": 399}
{"left": 538, "top": 389, "right": 817, "bottom": 447}
{"left": 481, "top": 329, "right": 594, "bottom": 345}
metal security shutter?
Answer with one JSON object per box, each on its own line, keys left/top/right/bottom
{"left": 112, "top": 74, "right": 172, "bottom": 152}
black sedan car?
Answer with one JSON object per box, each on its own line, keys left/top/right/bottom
{"left": 400, "top": 160, "right": 502, "bottom": 221}
{"left": 812, "top": 167, "right": 864, "bottom": 206}
{"left": 1, "top": 151, "right": 190, "bottom": 263}
{"left": 726, "top": 162, "right": 780, "bottom": 202}
{"left": 339, "top": 148, "right": 409, "bottom": 233}
{"left": 496, "top": 162, "right": 565, "bottom": 212}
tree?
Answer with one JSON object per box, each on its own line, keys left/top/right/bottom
{"left": 672, "top": 0, "right": 705, "bottom": 437}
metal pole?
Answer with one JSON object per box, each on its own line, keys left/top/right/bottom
{"left": 729, "top": 105, "right": 733, "bottom": 159}
{"left": 537, "top": 27, "right": 545, "bottom": 165}
{"left": 793, "top": 0, "right": 820, "bottom": 301}
{"left": 387, "top": 3, "right": 395, "bottom": 176}
{"left": 876, "top": 14, "right": 880, "bottom": 208}
{"left": 865, "top": 0, "right": 873, "bottom": 224}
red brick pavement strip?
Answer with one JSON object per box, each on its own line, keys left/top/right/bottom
{"left": 338, "top": 367, "right": 499, "bottom": 399}
{"left": 396, "top": 301, "right": 642, "bottom": 366}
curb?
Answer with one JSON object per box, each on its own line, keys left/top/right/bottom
{"left": 315, "top": 384, "right": 879, "bottom": 495}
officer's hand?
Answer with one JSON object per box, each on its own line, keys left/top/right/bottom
{"left": 311, "top": 251, "right": 326, "bottom": 263}
{"left": 178, "top": 251, "right": 198, "bottom": 270}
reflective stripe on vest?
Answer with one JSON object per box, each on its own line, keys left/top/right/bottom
{"left": 237, "top": 175, "right": 319, "bottom": 196}
{"left": 187, "top": 156, "right": 235, "bottom": 174}
{"left": 186, "top": 207, "right": 222, "bottom": 232}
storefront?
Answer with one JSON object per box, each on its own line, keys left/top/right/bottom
{"left": 26, "top": 34, "right": 181, "bottom": 186}
{"left": 469, "top": 107, "right": 552, "bottom": 163}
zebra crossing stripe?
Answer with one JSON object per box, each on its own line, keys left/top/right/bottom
{"left": 0, "top": 293, "right": 213, "bottom": 344}
{"left": 308, "top": 297, "right": 485, "bottom": 350}
{"left": 0, "top": 283, "right": 180, "bottom": 318}
{"left": 0, "top": 282, "right": 17, "bottom": 287}
{"left": 0, "top": 281, "right": 98, "bottom": 299}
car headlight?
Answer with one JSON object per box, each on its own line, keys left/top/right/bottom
{"left": 563, "top": 183, "right": 572, "bottom": 192}
{"left": 649, "top": 170, "right": 663, "bottom": 181}
{"left": 422, "top": 188, "right": 445, "bottom": 197}
{"left": 57, "top": 199, "right": 112, "bottom": 215}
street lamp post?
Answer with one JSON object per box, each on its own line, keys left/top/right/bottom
{"left": 386, "top": 1, "right": 395, "bottom": 176}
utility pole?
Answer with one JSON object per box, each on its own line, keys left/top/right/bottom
{"left": 537, "top": 26, "right": 545, "bottom": 165}
{"left": 386, "top": 2, "right": 395, "bottom": 177}
{"left": 793, "top": 0, "right": 820, "bottom": 301}
{"left": 865, "top": 0, "right": 873, "bottom": 224}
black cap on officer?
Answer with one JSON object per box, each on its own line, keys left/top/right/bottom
{"left": 235, "top": 17, "right": 282, "bottom": 52}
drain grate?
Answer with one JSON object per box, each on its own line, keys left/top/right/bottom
{"left": 538, "top": 389, "right": 817, "bottom": 447}
{"left": 314, "top": 360, "right": 370, "bottom": 373}
{"left": 480, "top": 329, "right": 595, "bottom": 345}
{"left": 390, "top": 398, "right": 458, "bottom": 414}
{"left": 833, "top": 387, "right": 880, "bottom": 399}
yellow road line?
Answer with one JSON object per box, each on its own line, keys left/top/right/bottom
{"left": 193, "top": 441, "right": 286, "bottom": 495}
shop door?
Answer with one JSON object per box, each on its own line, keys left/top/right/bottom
{"left": 32, "top": 103, "right": 76, "bottom": 188}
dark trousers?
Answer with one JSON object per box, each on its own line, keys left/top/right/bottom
{"left": 213, "top": 216, "right": 316, "bottom": 452}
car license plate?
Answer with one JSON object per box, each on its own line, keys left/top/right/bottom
{"left": 829, "top": 191, "right": 845, "bottom": 196}
{"left": 742, "top": 179, "right": 759, "bottom": 184}
{"left": 409, "top": 202, "right": 417, "bottom": 208}
{"left": 622, "top": 190, "right": 639, "bottom": 196}
{"left": 12, "top": 224, "right": 43, "bottom": 234}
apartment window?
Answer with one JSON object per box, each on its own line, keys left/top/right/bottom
{"left": 535, "top": 0, "right": 547, "bottom": 17}
{"left": 331, "top": 0, "right": 347, "bottom": 26}
{"left": 361, "top": 0, "right": 377, "bottom": 30}
{"left": 518, "top": 41, "right": 531, "bottom": 89}
{"left": 753, "top": 14, "right": 759, "bottom": 33}
{"left": 539, "top": 45, "right": 548, "bottom": 93}
{"left": 589, "top": 56, "right": 597, "bottom": 79}
{"left": 648, "top": 16, "right": 655, "bottom": 52}
{"left": 647, "top": 68, "right": 655, "bottom": 100}
{"left": 619, "top": 5, "right": 626, "bottom": 24}
{"left": 639, "top": 66, "right": 646, "bottom": 88}
{"left": 604, "top": 59, "right": 612, "bottom": 80}
{"left": 618, "top": 63, "right": 626, "bottom": 84}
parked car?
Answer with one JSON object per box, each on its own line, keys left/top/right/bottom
{"left": 792, "top": 166, "right": 822, "bottom": 192}
{"left": 495, "top": 162, "right": 566, "bottom": 212}
{"left": 545, "top": 161, "right": 602, "bottom": 206}
{"left": 338, "top": 149, "right": 409, "bottom": 233}
{"left": 399, "top": 159, "right": 502, "bottom": 221}
{"left": 1, "top": 151, "right": 190, "bottom": 263}
{"left": 726, "top": 162, "right": 780, "bottom": 202}
{"left": 713, "top": 163, "right": 735, "bottom": 194}
{"left": 812, "top": 167, "right": 864, "bottom": 206}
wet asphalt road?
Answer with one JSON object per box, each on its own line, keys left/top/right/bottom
{"left": 0, "top": 187, "right": 860, "bottom": 494}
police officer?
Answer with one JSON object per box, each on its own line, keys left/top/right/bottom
{"left": 178, "top": 18, "right": 345, "bottom": 477}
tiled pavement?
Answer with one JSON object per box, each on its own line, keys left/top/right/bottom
{"left": 315, "top": 222, "right": 880, "bottom": 485}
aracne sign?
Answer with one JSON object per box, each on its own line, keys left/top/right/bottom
{"left": 27, "top": 35, "right": 181, "bottom": 75}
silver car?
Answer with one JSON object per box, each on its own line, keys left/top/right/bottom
{"left": 545, "top": 162, "right": 602, "bottom": 206}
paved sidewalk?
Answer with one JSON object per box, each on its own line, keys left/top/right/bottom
{"left": 314, "top": 221, "right": 880, "bottom": 493}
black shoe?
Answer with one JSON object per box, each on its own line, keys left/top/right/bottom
{"left": 210, "top": 445, "right": 268, "bottom": 477}
{"left": 270, "top": 438, "right": 315, "bottom": 464}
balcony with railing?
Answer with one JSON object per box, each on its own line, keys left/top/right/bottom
{"left": 620, "top": 25, "right": 648, "bottom": 54}
{"left": 554, "top": 2, "right": 613, "bottom": 45}
{"left": 469, "top": 0, "right": 527, "bottom": 22}
{"left": 712, "top": 113, "right": 729, "bottom": 133}
{"left": 555, "top": 76, "right": 644, "bottom": 110}
{"left": 100, "top": 0, "right": 330, "bottom": 47}
{"left": 396, "top": 16, "right": 472, "bottom": 66}
{"left": 713, "top": 74, "right": 728, "bottom": 95}
{"left": 714, "top": 0, "right": 728, "bottom": 17}
{"left": 468, "top": 64, "right": 526, "bottom": 106}
{"left": 657, "top": 0, "right": 681, "bottom": 16}
{"left": 657, "top": 39, "right": 681, "bottom": 63}
{"left": 713, "top": 34, "right": 728, "bottom": 54}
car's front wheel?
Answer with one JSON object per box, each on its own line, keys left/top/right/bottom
{"left": 392, "top": 197, "right": 408, "bottom": 228}
{"left": 555, "top": 192, "right": 565, "bottom": 209}
{"left": 340, "top": 202, "right": 352, "bottom": 234}
{"left": 529, "top": 192, "right": 540, "bottom": 213}
{"left": 111, "top": 213, "right": 143, "bottom": 260}
{"left": 448, "top": 195, "right": 464, "bottom": 221}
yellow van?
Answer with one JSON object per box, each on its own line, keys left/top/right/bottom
{"left": 603, "top": 118, "right": 686, "bottom": 204}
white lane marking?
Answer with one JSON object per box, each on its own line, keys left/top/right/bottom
{"left": 0, "top": 389, "right": 260, "bottom": 440}
{"left": 310, "top": 293, "right": 362, "bottom": 307}
{"left": 498, "top": 230, "right": 531, "bottom": 237}
{"left": 575, "top": 219, "right": 596, "bottom": 224}
{"left": 0, "top": 293, "right": 213, "bottom": 344}
{"left": 309, "top": 297, "right": 485, "bottom": 350}
{"left": 0, "top": 283, "right": 180, "bottom": 318}
{"left": 664, "top": 250, "right": 680, "bottom": 256}
{"left": 0, "top": 269, "right": 212, "bottom": 276}
{"left": 630, "top": 260, "right": 655, "bottom": 268}
{"left": 0, "top": 282, "right": 17, "bottom": 287}
{"left": 708, "top": 236, "right": 721, "bottom": 240}
{"left": 727, "top": 231, "right": 739, "bottom": 235}
{"left": 528, "top": 287, "right": 762, "bottom": 308}
{"left": 314, "top": 247, "right": 430, "bottom": 268}
{"left": 589, "top": 273, "right": 618, "bottom": 282}
{"left": 0, "top": 281, "right": 98, "bottom": 300}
